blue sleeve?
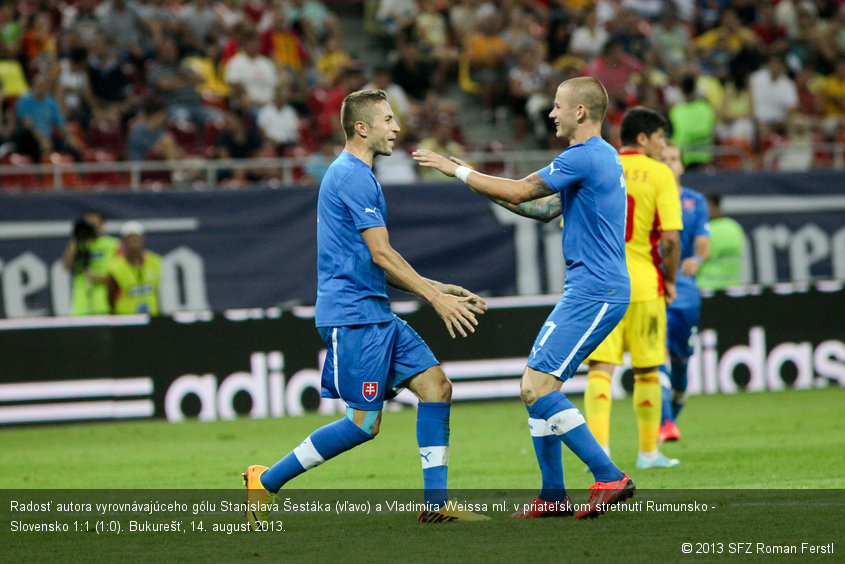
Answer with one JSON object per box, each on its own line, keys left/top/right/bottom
{"left": 536, "top": 146, "right": 586, "bottom": 194}
{"left": 338, "top": 171, "right": 386, "bottom": 231}
{"left": 693, "top": 193, "right": 710, "bottom": 239}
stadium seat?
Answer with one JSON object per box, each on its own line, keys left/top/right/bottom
{"left": 0, "top": 153, "right": 42, "bottom": 191}
{"left": 168, "top": 119, "right": 202, "bottom": 156}
{"left": 203, "top": 118, "right": 227, "bottom": 158}
{"left": 83, "top": 148, "right": 129, "bottom": 190}
{"left": 42, "top": 152, "right": 83, "bottom": 190}
{"left": 714, "top": 139, "right": 754, "bottom": 170}
{"left": 87, "top": 118, "right": 126, "bottom": 157}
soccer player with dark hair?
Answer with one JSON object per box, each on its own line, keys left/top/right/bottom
{"left": 414, "top": 77, "right": 635, "bottom": 520}
{"left": 585, "top": 106, "right": 684, "bottom": 469}
{"left": 243, "top": 89, "right": 489, "bottom": 528}
{"left": 658, "top": 143, "right": 711, "bottom": 442}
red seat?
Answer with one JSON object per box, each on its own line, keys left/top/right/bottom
{"left": 0, "top": 153, "right": 42, "bottom": 191}
{"left": 84, "top": 149, "right": 129, "bottom": 189}
{"left": 42, "top": 152, "right": 83, "bottom": 189}
{"left": 88, "top": 118, "right": 126, "bottom": 157}
{"left": 168, "top": 119, "right": 202, "bottom": 155}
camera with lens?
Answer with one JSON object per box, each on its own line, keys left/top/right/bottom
{"left": 72, "top": 218, "right": 97, "bottom": 271}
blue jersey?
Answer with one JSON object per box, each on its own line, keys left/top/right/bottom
{"left": 670, "top": 187, "right": 710, "bottom": 310}
{"left": 315, "top": 152, "right": 394, "bottom": 327}
{"left": 537, "top": 137, "right": 630, "bottom": 304}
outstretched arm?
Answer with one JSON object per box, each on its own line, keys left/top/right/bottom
{"left": 488, "top": 190, "right": 562, "bottom": 223}
{"left": 412, "top": 149, "right": 554, "bottom": 204}
{"left": 362, "top": 226, "right": 483, "bottom": 338}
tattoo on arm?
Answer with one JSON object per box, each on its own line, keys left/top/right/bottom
{"left": 526, "top": 173, "right": 553, "bottom": 199}
{"left": 494, "top": 194, "right": 562, "bottom": 222}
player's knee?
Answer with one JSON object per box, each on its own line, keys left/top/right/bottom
{"left": 412, "top": 370, "right": 452, "bottom": 403}
{"left": 519, "top": 380, "right": 538, "bottom": 406}
{"left": 347, "top": 408, "right": 382, "bottom": 435}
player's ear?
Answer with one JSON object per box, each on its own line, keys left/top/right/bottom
{"left": 355, "top": 121, "right": 368, "bottom": 137}
{"left": 636, "top": 131, "right": 648, "bottom": 147}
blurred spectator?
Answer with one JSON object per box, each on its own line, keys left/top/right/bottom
{"left": 87, "top": 32, "right": 133, "bottom": 123}
{"left": 669, "top": 75, "right": 716, "bottom": 169}
{"left": 316, "top": 35, "right": 353, "bottom": 84}
{"left": 375, "top": 0, "right": 418, "bottom": 41}
{"left": 448, "top": 0, "right": 483, "bottom": 40}
{"left": 694, "top": 8, "right": 760, "bottom": 75}
{"left": 57, "top": 47, "right": 93, "bottom": 128}
{"left": 215, "top": 109, "right": 265, "bottom": 185}
{"left": 413, "top": 0, "right": 458, "bottom": 90}
{"left": 178, "top": 0, "right": 223, "bottom": 47}
{"left": 714, "top": 66, "right": 755, "bottom": 146}
{"left": 286, "top": 0, "right": 340, "bottom": 44}
{"left": 61, "top": 208, "right": 120, "bottom": 316}
{"left": 303, "top": 138, "right": 338, "bottom": 183}
{"left": 214, "top": 0, "right": 245, "bottom": 31}
{"left": 751, "top": 1, "right": 788, "bottom": 50}
{"left": 0, "top": 42, "right": 29, "bottom": 99}
{"left": 21, "top": 11, "right": 56, "bottom": 63}
{"left": 61, "top": 0, "right": 101, "bottom": 45}
{"left": 417, "top": 117, "right": 467, "bottom": 181}
{"left": 183, "top": 37, "right": 230, "bottom": 105}
{"left": 364, "top": 65, "right": 412, "bottom": 134}
{"left": 225, "top": 29, "right": 279, "bottom": 110}
{"left": 390, "top": 42, "right": 435, "bottom": 102}
{"left": 464, "top": 11, "right": 510, "bottom": 123}
{"left": 95, "top": 0, "right": 149, "bottom": 62}
{"left": 697, "top": 193, "right": 746, "bottom": 290}
{"left": 772, "top": 112, "right": 815, "bottom": 171}
{"left": 569, "top": 8, "right": 608, "bottom": 61}
{"left": 820, "top": 57, "right": 845, "bottom": 139}
{"left": 260, "top": 9, "right": 308, "bottom": 78}
{"left": 373, "top": 142, "right": 417, "bottom": 185}
{"left": 582, "top": 39, "right": 642, "bottom": 109}
{"left": 787, "top": 9, "right": 837, "bottom": 75}
{"left": 507, "top": 44, "right": 552, "bottom": 141}
{"left": 622, "top": 0, "right": 663, "bottom": 21}
{"left": 257, "top": 82, "right": 300, "bottom": 153}
{"left": 649, "top": 7, "right": 691, "bottom": 67}
{"left": 148, "top": 37, "right": 223, "bottom": 127}
{"left": 315, "top": 66, "right": 365, "bottom": 142}
{"left": 11, "top": 73, "right": 82, "bottom": 163}
{"left": 126, "top": 98, "right": 182, "bottom": 162}
{"left": 775, "top": 0, "right": 817, "bottom": 39}
{"left": 749, "top": 54, "right": 798, "bottom": 138}
{"left": 107, "top": 221, "right": 162, "bottom": 315}
{"left": 0, "top": 4, "right": 22, "bottom": 57}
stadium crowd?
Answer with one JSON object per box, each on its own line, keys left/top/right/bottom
{"left": 0, "top": 0, "right": 843, "bottom": 186}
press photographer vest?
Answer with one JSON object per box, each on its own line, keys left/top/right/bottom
{"left": 108, "top": 252, "right": 162, "bottom": 315}
{"left": 71, "top": 235, "right": 119, "bottom": 316}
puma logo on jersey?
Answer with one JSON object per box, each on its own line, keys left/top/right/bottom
{"left": 548, "top": 163, "right": 558, "bottom": 175}
{"left": 364, "top": 208, "right": 378, "bottom": 215}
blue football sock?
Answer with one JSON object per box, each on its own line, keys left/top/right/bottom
{"left": 526, "top": 404, "right": 565, "bottom": 502}
{"left": 417, "top": 402, "right": 450, "bottom": 507}
{"left": 670, "top": 359, "right": 688, "bottom": 419}
{"left": 260, "top": 417, "right": 373, "bottom": 493}
{"left": 533, "top": 391, "right": 623, "bottom": 483}
{"left": 659, "top": 366, "right": 674, "bottom": 425}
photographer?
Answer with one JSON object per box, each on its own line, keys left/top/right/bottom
{"left": 61, "top": 208, "right": 119, "bottom": 316}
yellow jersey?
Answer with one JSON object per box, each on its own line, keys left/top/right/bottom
{"left": 619, "top": 151, "right": 683, "bottom": 302}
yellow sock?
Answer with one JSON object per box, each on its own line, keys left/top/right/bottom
{"left": 634, "top": 371, "right": 662, "bottom": 453}
{"left": 585, "top": 370, "right": 612, "bottom": 447}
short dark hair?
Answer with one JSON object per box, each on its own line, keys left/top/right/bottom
{"left": 561, "top": 76, "right": 608, "bottom": 122}
{"left": 620, "top": 106, "right": 667, "bottom": 146}
{"left": 340, "top": 89, "right": 388, "bottom": 140}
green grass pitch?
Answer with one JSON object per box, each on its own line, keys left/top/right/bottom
{"left": 2, "top": 388, "right": 843, "bottom": 562}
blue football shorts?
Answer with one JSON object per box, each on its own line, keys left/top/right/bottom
{"left": 527, "top": 294, "right": 628, "bottom": 381}
{"left": 318, "top": 315, "right": 439, "bottom": 410}
{"left": 666, "top": 305, "right": 700, "bottom": 359}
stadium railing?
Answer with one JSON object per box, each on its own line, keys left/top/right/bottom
{"left": 4, "top": 143, "right": 841, "bottom": 192}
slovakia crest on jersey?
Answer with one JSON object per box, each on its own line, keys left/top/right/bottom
{"left": 362, "top": 382, "right": 379, "bottom": 402}
{"left": 683, "top": 199, "right": 696, "bottom": 210}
